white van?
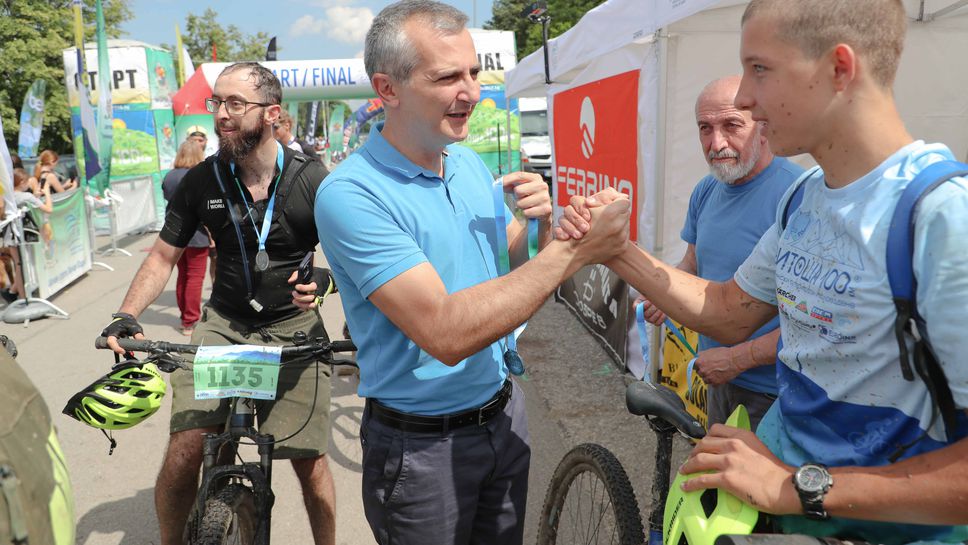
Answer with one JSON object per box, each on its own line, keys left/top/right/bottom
{"left": 519, "top": 97, "right": 552, "bottom": 181}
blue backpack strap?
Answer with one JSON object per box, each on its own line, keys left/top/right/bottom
{"left": 886, "top": 159, "right": 968, "bottom": 444}
{"left": 781, "top": 166, "right": 820, "bottom": 230}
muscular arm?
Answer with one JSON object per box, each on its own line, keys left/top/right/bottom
{"left": 117, "top": 238, "right": 184, "bottom": 316}
{"left": 370, "top": 240, "right": 580, "bottom": 366}
{"left": 609, "top": 244, "right": 776, "bottom": 345}
{"left": 683, "top": 415, "right": 968, "bottom": 526}
{"left": 369, "top": 197, "right": 629, "bottom": 366}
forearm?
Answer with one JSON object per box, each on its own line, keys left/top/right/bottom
{"left": 117, "top": 244, "right": 181, "bottom": 317}
{"left": 609, "top": 245, "right": 770, "bottom": 344}
{"left": 426, "top": 240, "right": 577, "bottom": 365}
{"left": 729, "top": 328, "right": 781, "bottom": 371}
{"left": 508, "top": 216, "right": 553, "bottom": 267}
{"left": 822, "top": 435, "right": 968, "bottom": 525}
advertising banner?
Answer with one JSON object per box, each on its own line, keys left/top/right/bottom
{"left": 74, "top": 108, "right": 160, "bottom": 179}
{"left": 659, "top": 320, "right": 707, "bottom": 429}
{"left": 552, "top": 70, "right": 640, "bottom": 240}
{"left": 463, "top": 84, "right": 520, "bottom": 177}
{"left": 63, "top": 45, "right": 151, "bottom": 107}
{"left": 556, "top": 263, "right": 629, "bottom": 368}
{"left": 153, "top": 109, "right": 177, "bottom": 170}
{"left": 26, "top": 190, "right": 92, "bottom": 298}
{"left": 17, "top": 79, "right": 46, "bottom": 159}
{"left": 145, "top": 47, "right": 176, "bottom": 110}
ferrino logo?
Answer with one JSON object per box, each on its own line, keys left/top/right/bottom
{"left": 580, "top": 96, "right": 595, "bottom": 159}
{"left": 553, "top": 70, "right": 640, "bottom": 238}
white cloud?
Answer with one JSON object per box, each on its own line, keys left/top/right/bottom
{"left": 289, "top": 6, "right": 374, "bottom": 45}
{"left": 290, "top": 15, "right": 327, "bottom": 37}
{"left": 325, "top": 6, "right": 375, "bottom": 45}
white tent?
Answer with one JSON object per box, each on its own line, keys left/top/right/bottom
{"left": 506, "top": 0, "right": 968, "bottom": 375}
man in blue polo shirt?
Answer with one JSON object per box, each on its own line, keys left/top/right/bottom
{"left": 311, "top": 2, "right": 631, "bottom": 544}
{"left": 639, "top": 75, "right": 803, "bottom": 429}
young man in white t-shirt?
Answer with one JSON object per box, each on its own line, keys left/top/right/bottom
{"left": 558, "top": 1, "right": 968, "bottom": 543}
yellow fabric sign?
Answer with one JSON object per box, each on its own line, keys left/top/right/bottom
{"left": 659, "top": 319, "right": 708, "bottom": 430}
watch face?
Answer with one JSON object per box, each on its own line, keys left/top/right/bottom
{"left": 796, "top": 466, "right": 828, "bottom": 493}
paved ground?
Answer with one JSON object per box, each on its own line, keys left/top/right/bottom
{"left": 1, "top": 232, "right": 690, "bottom": 544}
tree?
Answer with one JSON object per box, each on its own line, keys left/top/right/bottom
{"left": 484, "top": 0, "right": 607, "bottom": 62}
{"left": 167, "top": 9, "right": 273, "bottom": 65}
{"left": 0, "top": 0, "right": 132, "bottom": 155}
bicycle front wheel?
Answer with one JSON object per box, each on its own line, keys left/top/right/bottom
{"left": 191, "top": 484, "right": 258, "bottom": 545}
{"left": 538, "top": 443, "right": 644, "bottom": 545}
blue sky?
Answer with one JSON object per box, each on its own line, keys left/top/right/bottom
{"left": 121, "top": 0, "right": 496, "bottom": 62}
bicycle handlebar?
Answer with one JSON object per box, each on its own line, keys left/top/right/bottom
{"left": 95, "top": 336, "right": 357, "bottom": 362}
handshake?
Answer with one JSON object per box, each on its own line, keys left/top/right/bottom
{"left": 553, "top": 188, "right": 633, "bottom": 267}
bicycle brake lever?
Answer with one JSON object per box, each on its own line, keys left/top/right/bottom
{"left": 146, "top": 352, "right": 191, "bottom": 373}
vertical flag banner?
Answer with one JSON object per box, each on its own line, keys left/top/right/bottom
{"left": 72, "top": 0, "right": 102, "bottom": 187}
{"left": 17, "top": 79, "right": 46, "bottom": 158}
{"left": 328, "top": 104, "right": 345, "bottom": 154}
{"left": 0, "top": 115, "right": 16, "bottom": 218}
{"left": 266, "top": 37, "right": 277, "bottom": 61}
{"left": 175, "top": 25, "right": 185, "bottom": 88}
{"left": 94, "top": 0, "right": 114, "bottom": 194}
{"left": 305, "top": 101, "right": 320, "bottom": 140}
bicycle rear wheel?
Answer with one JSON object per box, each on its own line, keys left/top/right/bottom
{"left": 191, "top": 483, "right": 258, "bottom": 545}
{"left": 538, "top": 443, "right": 644, "bottom": 545}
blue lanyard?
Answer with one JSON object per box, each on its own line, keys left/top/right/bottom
{"left": 492, "top": 178, "right": 539, "bottom": 375}
{"left": 229, "top": 141, "right": 284, "bottom": 255}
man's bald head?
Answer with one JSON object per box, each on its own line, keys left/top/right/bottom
{"left": 695, "top": 75, "right": 772, "bottom": 185}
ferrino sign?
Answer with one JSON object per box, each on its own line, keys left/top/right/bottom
{"left": 553, "top": 70, "right": 639, "bottom": 240}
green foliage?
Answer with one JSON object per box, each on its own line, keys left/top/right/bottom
{"left": 484, "top": 0, "right": 607, "bottom": 61}
{"left": 0, "top": 0, "right": 132, "bottom": 155}
{"left": 165, "top": 9, "right": 273, "bottom": 65}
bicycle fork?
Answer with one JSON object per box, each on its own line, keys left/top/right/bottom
{"left": 194, "top": 398, "right": 277, "bottom": 544}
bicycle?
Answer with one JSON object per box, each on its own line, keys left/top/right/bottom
{"left": 93, "top": 332, "right": 357, "bottom": 545}
{"left": 536, "top": 380, "right": 876, "bottom": 545}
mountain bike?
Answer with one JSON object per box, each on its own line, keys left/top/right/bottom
{"left": 536, "top": 380, "right": 876, "bottom": 545}
{"left": 94, "top": 332, "right": 357, "bottom": 545}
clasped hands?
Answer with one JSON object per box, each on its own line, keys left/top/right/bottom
{"left": 554, "top": 189, "right": 633, "bottom": 264}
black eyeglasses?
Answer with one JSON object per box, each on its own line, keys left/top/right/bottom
{"left": 205, "top": 97, "right": 273, "bottom": 116}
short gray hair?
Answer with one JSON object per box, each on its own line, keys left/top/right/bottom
{"left": 364, "top": 0, "right": 468, "bottom": 82}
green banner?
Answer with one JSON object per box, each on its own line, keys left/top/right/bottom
{"left": 27, "top": 190, "right": 92, "bottom": 298}
{"left": 462, "top": 84, "right": 521, "bottom": 176}
{"left": 328, "top": 104, "right": 346, "bottom": 153}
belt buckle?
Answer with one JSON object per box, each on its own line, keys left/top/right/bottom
{"left": 477, "top": 395, "right": 500, "bottom": 426}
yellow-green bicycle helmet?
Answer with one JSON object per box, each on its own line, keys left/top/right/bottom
{"left": 663, "top": 405, "right": 760, "bottom": 545}
{"left": 63, "top": 360, "right": 166, "bottom": 430}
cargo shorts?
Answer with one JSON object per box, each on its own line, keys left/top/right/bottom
{"left": 169, "top": 305, "right": 332, "bottom": 459}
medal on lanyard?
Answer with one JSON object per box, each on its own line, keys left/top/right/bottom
{"left": 493, "top": 177, "right": 540, "bottom": 376}
{"left": 230, "top": 142, "right": 284, "bottom": 272}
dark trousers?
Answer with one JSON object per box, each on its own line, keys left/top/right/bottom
{"left": 174, "top": 246, "right": 207, "bottom": 328}
{"left": 361, "top": 381, "right": 531, "bottom": 545}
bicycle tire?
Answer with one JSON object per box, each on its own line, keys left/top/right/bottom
{"left": 190, "top": 484, "right": 258, "bottom": 545}
{"left": 538, "top": 443, "right": 645, "bottom": 545}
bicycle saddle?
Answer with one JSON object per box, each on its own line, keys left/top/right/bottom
{"left": 626, "top": 381, "right": 706, "bottom": 439}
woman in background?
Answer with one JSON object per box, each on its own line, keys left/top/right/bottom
{"left": 162, "top": 141, "right": 209, "bottom": 335}
{"left": 32, "top": 150, "right": 76, "bottom": 193}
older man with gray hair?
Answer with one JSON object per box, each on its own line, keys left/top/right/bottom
{"left": 638, "top": 75, "right": 803, "bottom": 430}
{"left": 312, "top": 1, "right": 631, "bottom": 543}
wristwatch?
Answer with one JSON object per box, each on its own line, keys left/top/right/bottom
{"left": 792, "top": 463, "right": 833, "bottom": 520}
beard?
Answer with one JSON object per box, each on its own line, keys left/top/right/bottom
{"left": 708, "top": 136, "right": 762, "bottom": 184}
{"left": 216, "top": 121, "right": 263, "bottom": 162}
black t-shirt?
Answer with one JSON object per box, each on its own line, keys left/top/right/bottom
{"left": 160, "top": 147, "right": 329, "bottom": 325}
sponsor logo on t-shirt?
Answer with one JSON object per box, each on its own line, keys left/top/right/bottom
{"left": 796, "top": 301, "right": 809, "bottom": 314}
{"left": 819, "top": 325, "right": 856, "bottom": 344}
{"left": 777, "top": 287, "right": 797, "bottom": 306}
{"left": 207, "top": 198, "right": 225, "bottom": 210}
{"left": 810, "top": 306, "right": 833, "bottom": 323}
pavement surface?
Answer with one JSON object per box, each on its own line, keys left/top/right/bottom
{"left": 0, "top": 232, "right": 690, "bottom": 544}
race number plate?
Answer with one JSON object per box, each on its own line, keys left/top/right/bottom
{"left": 193, "top": 345, "right": 282, "bottom": 400}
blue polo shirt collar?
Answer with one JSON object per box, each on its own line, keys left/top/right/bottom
{"left": 364, "top": 121, "right": 455, "bottom": 182}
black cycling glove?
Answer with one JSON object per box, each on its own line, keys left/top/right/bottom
{"left": 101, "top": 312, "right": 144, "bottom": 339}
{"left": 313, "top": 267, "right": 338, "bottom": 298}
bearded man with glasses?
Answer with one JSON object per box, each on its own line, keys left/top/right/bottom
{"left": 99, "top": 62, "right": 337, "bottom": 545}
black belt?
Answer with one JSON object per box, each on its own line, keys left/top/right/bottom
{"left": 368, "top": 380, "right": 513, "bottom": 434}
